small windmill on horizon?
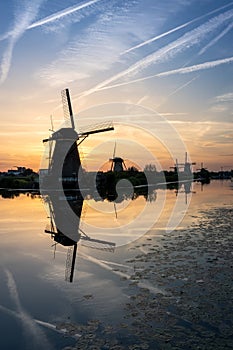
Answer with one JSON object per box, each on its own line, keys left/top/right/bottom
{"left": 171, "top": 152, "right": 196, "bottom": 177}
{"left": 109, "top": 142, "right": 127, "bottom": 172}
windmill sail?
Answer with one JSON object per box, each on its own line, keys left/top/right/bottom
{"left": 78, "top": 121, "right": 114, "bottom": 137}
{"left": 61, "top": 88, "right": 75, "bottom": 129}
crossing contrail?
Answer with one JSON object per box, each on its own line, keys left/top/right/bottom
{"left": 0, "top": 0, "right": 43, "bottom": 85}
{"left": 0, "top": 0, "right": 103, "bottom": 85}
{"left": 78, "top": 8, "right": 233, "bottom": 99}
{"left": 28, "top": 0, "right": 102, "bottom": 29}
{"left": 198, "top": 21, "right": 233, "bottom": 55}
{"left": 78, "top": 56, "right": 233, "bottom": 94}
{"left": 122, "top": 1, "right": 233, "bottom": 54}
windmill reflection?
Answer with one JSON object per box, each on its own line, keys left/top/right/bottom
{"left": 44, "top": 190, "right": 115, "bottom": 282}
{"left": 174, "top": 180, "right": 195, "bottom": 204}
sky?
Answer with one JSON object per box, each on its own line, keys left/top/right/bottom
{"left": 0, "top": 0, "right": 232, "bottom": 172}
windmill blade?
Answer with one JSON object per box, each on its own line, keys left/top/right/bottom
{"left": 49, "top": 115, "right": 54, "bottom": 132}
{"left": 65, "top": 244, "right": 77, "bottom": 283}
{"left": 79, "top": 228, "right": 115, "bottom": 252}
{"left": 79, "top": 121, "right": 114, "bottom": 137}
{"left": 110, "top": 159, "right": 114, "bottom": 171}
{"left": 113, "top": 141, "right": 116, "bottom": 158}
{"left": 123, "top": 160, "right": 127, "bottom": 171}
{"left": 114, "top": 202, "right": 117, "bottom": 219}
{"left": 61, "top": 88, "right": 75, "bottom": 129}
{"left": 81, "top": 237, "right": 116, "bottom": 252}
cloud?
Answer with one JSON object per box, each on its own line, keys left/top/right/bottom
{"left": 120, "top": 8, "right": 233, "bottom": 76}
{"left": 214, "top": 92, "right": 233, "bottom": 103}
{"left": 0, "top": 0, "right": 44, "bottom": 85}
{"left": 198, "top": 21, "right": 233, "bottom": 55}
{"left": 37, "top": 1, "right": 146, "bottom": 86}
{"left": 5, "top": 269, "right": 53, "bottom": 349}
{"left": 27, "top": 0, "right": 103, "bottom": 30}
{"left": 156, "top": 56, "right": 233, "bottom": 76}
{"left": 122, "top": 1, "right": 233, "bottom": 54}
{"left": 0, "top": 0, "right": 105, "bottom": 85}
{"left": 77, "top": 56, "right": 233, "bottom": 96}
{"left": 78, "top": 8, "right": 233, "bottom": 99}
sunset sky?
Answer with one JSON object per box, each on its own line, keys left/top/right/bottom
{"left": 0, "top": 0, "right": 232, "bottom": 172}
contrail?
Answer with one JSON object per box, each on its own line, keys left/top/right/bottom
{"left": 0, "top": 1, "right": 43, "bottom": 85}
{"left": 121, "top": 8, "right": 233, "bottom": 77}
{"left": 0, "top": 304, "right": 81, "bottom": 338}
{"left": 77, "top": 55, "right": 232, "bottom": 94}
{"left": 198, "top": 21, "right": 233, "bottom": 55}
{"left": 122, "top": 1, "right": 233, "bottom": 54}
{"left": 78, "top": 8, "right": 233, "bottom": 99}
{"left": 157, "top": 56, "right": 233, "bottom": 77}
{"left": 28, "top": 0, "right": 102, "bottom": 29}
{"left": 0, "top": 0, "right": 102, "bottom": 84}
{"left": 5, "top": 269, "right": 53, "bottom": 350}
{"left": 156, "top": 75, "right": 200, "bottom": 109}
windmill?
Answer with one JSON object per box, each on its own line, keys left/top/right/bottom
{"left": 172, "top": 152, "right": 196, "bottom": 178}
{"left": 170, "top": 159, "right": 179, "bottom": 174}
{"left": 109, "top": 142, "right": 127, "bottom": 172}
{"left": 42, "top": 88, "right": 114, "bottom": 188}
{"left": 196, "top": 162, "right": 210, "bottom": 183}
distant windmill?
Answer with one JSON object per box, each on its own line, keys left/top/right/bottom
{"left": 172, "top": 152, "right": 196, "bottom": 177}
{"left": 42, "top": 88, "right": 114, "bottom": 187}
{"left": 109, "top": 142, "right": 127, "bottom": 172}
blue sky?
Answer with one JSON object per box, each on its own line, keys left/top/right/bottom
{"left": 0, "top": 0, "right": 232, "bottom": 171}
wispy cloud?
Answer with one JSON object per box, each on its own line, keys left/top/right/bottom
{"left": 77, "top": 56, "right": 233, "bottom": 96}
{"left": 0, "top": 0, "right": 105, "bottom": 85}
{"left": 157, "top": 56, "right": 233, "bottom": 77}
{"left": 122, "top": 2, "right": 233, "bottom": 54}
{"left": 214, "top": 92, "right": 233, "bottom": 103}
{"left": 119, "top": 8, "right": 233, "bottom": 76}
{"left": 37, "top": 1, "right": 145, "bottom": 86}
{"left": 78, "top": 8, "right": 233, "bottom": 99}
{"left": 0, "top": 0, "right": 43, "bottom": 85}
{"left": 198, "top": 21, "right": 233, "bottom": 55}
{"left": 5, "top": 269, "right": 53, "bottom": 350}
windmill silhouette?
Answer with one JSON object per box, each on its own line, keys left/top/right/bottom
{"left": 171, "top": 152, "right": 196, "bottom": 178}
{"left": 42, "top": 88, "right": 114, "bottom": 188}
{"left": 109, "top": 142, "right": 127, "bottom": 172}
{"left": 44, "top": 191, "right": 116, "bottom": 283}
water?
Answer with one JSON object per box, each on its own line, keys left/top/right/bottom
{"left": 0, "top": 180, "right": 232, "bottom": 349}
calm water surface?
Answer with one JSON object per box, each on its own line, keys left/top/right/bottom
{"left": 0, "top": 180, "right": 232, "bottom": 349}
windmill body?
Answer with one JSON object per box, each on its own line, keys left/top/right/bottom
{"left": 111, "top": 157, "right": 125, "bottom": 172}
{"left": 109, "top": 143, "right": 127, "bottom": 172}
{"left": 173, "top": 152, "right": 196, "bottom": 179}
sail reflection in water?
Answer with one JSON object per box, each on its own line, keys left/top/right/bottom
{"left": 43, "top": 190, "right": 116, "bottom": 283}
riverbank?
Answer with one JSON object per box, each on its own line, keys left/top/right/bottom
{"left": 57, "top": 204, "right": 233, "bottom": 350}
